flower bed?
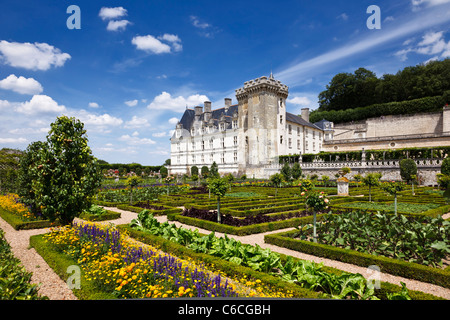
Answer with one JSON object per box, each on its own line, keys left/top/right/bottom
{"left": 34, "top": 221, "right": 291, "bottom": 299}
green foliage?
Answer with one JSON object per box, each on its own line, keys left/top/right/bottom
{"left": 316, "top": 59, "right": 450, "bottom": 113}
{"left": 362, "top": 173, "right": 381, "bottom": 201}
{"left": 437, "top": 174, "right": 450, "bottom": 190}
{"left": 159, "top": 166, "right": 168, "bottom": 179}
{"left": 280, "top": 163, "right": 292, "bottom": 181}
{"left": 295, "top": 211, "right": 450, "bottom": 268}
{"left": 270, "top": 173, "right": 283, "bottom": 197}
{"left": 400, "top": 159, "right": 418, "bottom": 183}
{"left": 209, "top": 162, "right": 219, "bottom": 178}
{"left": 201, "top": 166, "right": 209, "bottom": 178}
{"left": 24, "top": 116, "right": 102, "bottom": 226}
{"left": 441, "top": 157, "right": 450, "bottom": 175}
{"left": 291, "top": 163, "right": 302, "bottom": 180}
{"left": 0, "top": 148, "right": 22, "bottom": 193}
{"left": 191, "top": 166, "right": 199, "bottom": 177}
{"left": 0, "top": 229, "right": 47, "bottom": 300}
{"left": 207, "top": 177, "right": 229, "bottom": 223}
{"left": 305, "top": 191, "right": 329, "bottom": 212}
{"left": 381, "top": 181, "right": 406, "bottom": 196}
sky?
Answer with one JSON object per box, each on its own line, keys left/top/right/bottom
{"left": 0, "top": 0, "right": 450, "bottom": 166}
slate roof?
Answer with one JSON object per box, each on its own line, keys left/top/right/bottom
{"left": 286, "top": 112, "right": 321, "bottom": 130}
{"left": 178, "top": 105, "right": 238, "bottom": 130}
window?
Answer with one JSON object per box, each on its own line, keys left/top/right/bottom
{"left": 232, "top": 120, "right": 238, "bottom": 129}
{"left": 177, "top": 156, "right": 180, "bottom": 164}
{"left": 280, "top": 115, "right": 283, "bottom": 124}
{"left": 192, "top": 155, "right": 196, "bottom": 163}
{"left": 234, "top": 152, "right": 238, "bottom": 163}
{"left": 221, "top": 137, "right": 225, "bottom": 148}
{"left": 192, "top": 142, "right": 195, "bottom": 150}
{"left": 220, "top": 123, "right": 225, "bottom": 131}
{"left": 202, "top": 141, "right": 205, "bottom": 150}
{"left": 177, "top": 142, "right": 180, "bottom": 151}
{"left": 210, "top": 153, "right": 214, "bottom": 163}
{"left": 221, "top": 153, "right": 225, "bottom": 164}
{"left": 209, "top": 139, "right": 213, "bottom": 149}
{"left": 280, "top": 136, "right": 283, "bottom": 144}
{"left": 201, "top": 154, "right": 204, "bottom": 163}
{"left": 313, "top": 142, "right": 316, "bottom": 152}
{"left": 297, "top": 140, "right": 300, "bottom": 149}
{"left": 233, "top": 136, "right": 238, "bottom": 146}
{"left": 288, "top": 138, "right": 292, "bottom": 149}
{"left": 288, "top": 125, "right": 292, "bottom": 134}
{"left": 297, "top": 127, "right": 300, "bottom": 136}
{"left": 313, "top": 131, "right": 315, "bottom": 139}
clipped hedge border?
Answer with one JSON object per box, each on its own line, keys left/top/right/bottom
{"left": 78, "top": 209, "right": 121, "bottom": 222}
{"left": 117, "top": 225, "right": 325, "bottom": 299}
{"left": 29, "top": 234, "right": 116, "bottom": 300}
{"left": 264, "top": 229, "right": 450, "bottom": 290}
{"left": 116, "top": 203, "right": 182, "bottom": 216}
{"left": 168, "top": 212, "right": 321, "bottom": 236}
{"left": 0, "top": 207, "right": 57, "bottom": 230}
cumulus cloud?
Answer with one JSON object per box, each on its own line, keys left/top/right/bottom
{"left": 0, "top": 74, "right": 43, "bottom": 95}
{"left": 412, "top": 0, "right": 450, "bottom": 10}
{"left": 124, "top": 116, "right": 149, "bottom": 129}
{"left": 76, "top": 111, "right": 123, "bottom": 127}
{"left": 107, "top": 20, "right": 131, "bottom": 32}
{"left": 119, "top": 134, "right": 156, "bottom": 145}
{"left": 168, "top": 117, "right": 179, "bottom": 125}
{"left": 99, "top": 7, "right": 127, "bottom": 20}
{"left": 0, "top": 41, "right": 71, "bottom": 71}
{"left": 15, "top": 95, "right": 66, "bottom": 115}
{"left": 125, "top": 99, "right": 138, "bottom": 107}
{"left": 88, "top": 102, "right": 100, "bottom": 108}
{"left": 147, "top": 92, "right": 210, "bottom": 113}
{"left": 132, "top": 34, "right": 182, "bottom": 54}
{"left": 287, "top": 96, "right": 312, "bottom": 106}
{"left": 0, "top": 137, "right": 27, "bottom": 144}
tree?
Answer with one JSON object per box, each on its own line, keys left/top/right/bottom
{"left": 270, "top": 173, "right": 283, "bottom": 197}
{"left": 207, "top": 178, "right": 229, "bottom": 223}
{"left": 292, "top": 163, "right": 302, "bottom": 180}
{"left": 126, "top": 175, "right": 141, "bottom": 205}
{"left": 322, "top": 175, "right": 330, "bottom": 188}
{"left": 201, "top": 166, "right": 209, "bottom": 179}
{"left": 210, "top": 162, "right": 219, "bottom": 178}
{"left": 441, "top": 157, "right": 450, "bottom": 175}
{"left": 362, "top": 172, "right": 381, "bottom": 202}
{"left": 281, "top": 163, "right": 292, "bottom": 182}
{"left": 160, "top": 166, "right": 168, "bottom": 179}
{"left": 191, "top": 166, "right": 199, "bottom": 177}
{"left": 28, "top": 116, "right": 102, "bottom": 226}
{"left": 381, "top": 181, "right": 405, "bottom": 215}
{"left": 305, "top": 191, "right": 329, "bottom": 243}
{"left": 400, "top": 158, "right": 418, "bottom": 195}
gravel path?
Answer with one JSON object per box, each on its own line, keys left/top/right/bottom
{"left": 1, "top": 208, "right": 449, "bottom": 300}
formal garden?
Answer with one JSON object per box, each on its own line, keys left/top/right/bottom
{"left": 1, "top": 116, "right": 450, "bottom": 301}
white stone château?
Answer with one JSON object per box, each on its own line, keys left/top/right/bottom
{"left": 169, "top": 74, "right": 324, "bottom": 178}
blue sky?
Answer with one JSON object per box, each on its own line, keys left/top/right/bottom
{"left": 0, "top": 0, "right": 449, "bottom": 165}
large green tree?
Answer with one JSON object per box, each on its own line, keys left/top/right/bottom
{"left": 28, "top": 116, "right": 102, "bottom": 225}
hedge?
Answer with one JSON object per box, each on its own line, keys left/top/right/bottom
{"left": 78, "top": 209, "right": 121, "bottom": 222}
{"left": 264, "top": 230, "right": 450, "bottom": 290}
{"left": 0, "top": 207, "right": 57, "bottom": 230}
{"left": 116, "top": 203, "right": 182, "bottom": 216}
{"left": 168, "top": 212, "right": 323, "bottom": 236}
{"left": 309, "top": 95, "right": 446, "bottom": 124}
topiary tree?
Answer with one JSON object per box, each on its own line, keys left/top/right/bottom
{"left": 191, "top": 166, "right": 199, "bottom": 177}
{"left": 291, "top": 163, "right": 302, "bottom": 180}
{"left": 281, "top": 163, "right": 292, "bottom": 182}
{"left": 29, "top": 116, "right": 102, "bottom": 226}
{"left": 126, "top": 175, "right": 141, "bottom": 205}
{"left": 207, "top": 177, "right": 229, "bottom": 223}
{"left": 322, "top": 175, "right": 330, "bottom": 188}
{"left": 201, "top": 166, "right": 209, "bottom": 179}
{"left": 400, "top": 158, "right": 418, "bottom": 194}
{"left": 210, "top": 162, "right": 219, "bottom": 178}
{"left": 160, "top": 166, "right": 168, "bottom": 179}
{"left": 270, "top": 173, "right": 284, "bottom": 197}
{"left": 441, "top": 157, "right": 450, "bottom": 175}
{"left": 381, "top": 181, "right": 406, "bottom": 215}
{"left": 362, "top": 172, "right": 381, "bottom": 202}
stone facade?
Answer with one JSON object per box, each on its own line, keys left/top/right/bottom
{"left": 168, "top": 74, "right": 323, "bottom": 177}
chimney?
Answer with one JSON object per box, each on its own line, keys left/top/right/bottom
{"left": 194, "top": 105, "right": 203, "bottom": 121}
{"left": 225, "top": 98, "right": 232, "bottom": 112}
{"left": 301, "top": 108, "right": 310, "bottom": 123}
{"left": 204, "top": 101, "right": 212, "bottom": 122}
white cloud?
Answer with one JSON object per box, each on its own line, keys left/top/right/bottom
{"left": 132, "top": 34, "right": 182, "bottom": 54}
{"left": 99, "top": 7, "right": 127, "bottom": 20}
{"left": 168, "top": 117, "right": 179, "bottom": 125}
{"left": 107, "top": 20, "right": 131, "bottom": 32}
{"left": 125, "top": 99, "right": 138, "bottom": 107}
{"left": 190, "top": 16, "right": 211, "bottom": 29}
{"left": 412, "top": 0, "right": 450, "bottom": 10}
{"left": 396, "top": 31, "right": 450, "bottom": 60}
{"left": 337, "top": 13, "right": 349, "bottom": 21}
{"left": 124, "top": 116, "right": 149, "bottom": 129}
{"left": 0, "top": 137, "right": 27, "bottom": 144}
{"left": 88, "top": 102, "right": 100, "bottom": 108}
{"left": 119, "top": 134, "right": 156, "bottom": 145}
{"left": 0, "top": 41, "right": 71, "bottom": 71}
{"left": 77, "top": 111, "right": 123, "bottom": 127}
{"left": 132, "top": 35, "right": 171, "bottom": 54}
{"left": 15, "top": 95, "right": 66, "bottom": 115}
{"left": 0, "top": 74, "right": 43, "bottom": 95}
{"left": 287, "top": 96, "right": 312, "bottom": 106}
{"left": 147, "top": 92, "right": 210, "bottom": 113}
{"left": 0, "top": 99, "right": 11, "bottom": 110}
{"left": 152, "top": 132, "right": 167, "bottom": 138}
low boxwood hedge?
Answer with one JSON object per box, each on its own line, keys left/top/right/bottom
{"left": 264, "top": 230, "right": 450, "bottom": 290}
{"left": 78, "top": 209, "right": 121, "bottom": 222}
{"left": 0, "top": 207, "right": 57, "bottom": 230}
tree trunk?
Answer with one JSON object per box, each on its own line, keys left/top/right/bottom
{"left": 217, "top": 197, "right": 221, "bottom": 224}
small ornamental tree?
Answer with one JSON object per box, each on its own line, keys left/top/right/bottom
{"left": 305, "top": 191, "right": 329, "bottom": 243}
{"left": 381, "top": 181, "right": 406, "bottom": 215}
{"left": 30, "top": 116, "right": 102, "bottom": 226}
{"left": 191, "top": 166, "right": 199, "bottom": 177}
{"left": 207, "top": 177, "right": 229, "bottom": 223}
{"left": 210, "top": 162, "right": 219, "bottom": 178}
{"left": 160, "top": 166, "right": 168, "bottom": 179}
{"left": 281, "top": 163, "right": 292, "bottom": 182}
{"left": 270, "top": 173, "right": 283, "bottom": 197}
{"left": 400, "top": 158, "right": 418, "bottom": 194}
{"left": 126, "top": 175, "right": 141, "bottom": 204}
{"left": 441, "top": 157, "right": 450, "bottom": 175}
{"left": 291, "top": 163, "right": 302, "bottom": 180}
{"left": 362, "top": 172, "right": 381, "bottom": 202}
{"left": 201, "top": 166, "right": 209, "bottom": 179}
{"left": 322, "top": 175, "right": 330, "bottom": 188}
